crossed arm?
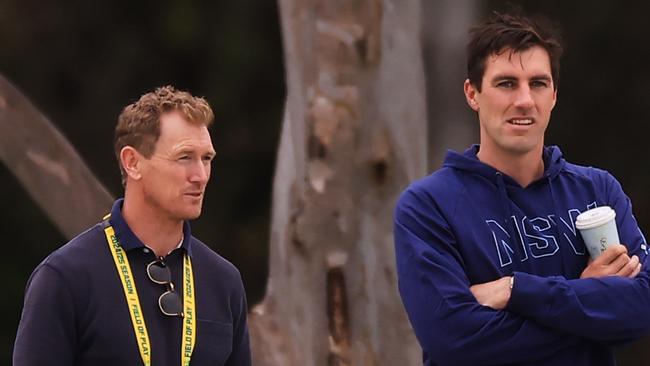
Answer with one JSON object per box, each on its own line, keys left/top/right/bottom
{"left": 396, "top": 217, "right": 650, "bottom": 365}
{"left": 472, "top": 244, "right": 642, "bottom": 310}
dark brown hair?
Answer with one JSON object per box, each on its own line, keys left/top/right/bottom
{"left": 467, "top": 10, "right": 563, "bottom": 91}
{"left": 114, "top": 85, "right": 214, "bottom": 184}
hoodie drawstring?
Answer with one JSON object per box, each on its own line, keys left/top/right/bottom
{"left": 496, "top": 172, "right": 523, "bottom": 272}
{"left": 547, "top": 175, "right": 570, "bottom": 274}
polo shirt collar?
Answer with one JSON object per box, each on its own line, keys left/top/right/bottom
{"left": 108, "top": 198, "right": 194, "bottom": 257}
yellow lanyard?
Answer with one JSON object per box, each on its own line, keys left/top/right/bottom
{"left": 103, "top": 222, "right": 196, "bottom": 366}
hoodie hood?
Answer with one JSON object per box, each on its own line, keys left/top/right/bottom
{"left": 443, "top": 144, "right": 566, "bottom": 186}
{"left": 442, "top": 144, "right": 570, "bottom": 273}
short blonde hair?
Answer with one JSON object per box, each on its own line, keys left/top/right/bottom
{"left": 114, "top": 85, "right": 214, "bottom": 184}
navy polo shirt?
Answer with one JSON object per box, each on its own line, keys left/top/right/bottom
{"left": 14, "top": 199, "right": 251, "bottom": 366}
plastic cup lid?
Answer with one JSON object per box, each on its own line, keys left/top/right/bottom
{"left": 575, "top": 206, "right": 616, "bottom": 230}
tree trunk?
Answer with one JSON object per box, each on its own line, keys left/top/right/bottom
{"left": 249, "top": 1, "right": 427, "bottom": 364}
{"left": 0, "top": 75, "right": 114, "bottom": 239}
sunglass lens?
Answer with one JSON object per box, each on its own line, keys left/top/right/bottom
{"left": 148, "top": 262, "right": 172, "bottom": 284}
{"left": 159, "top": 291, "right": 183, "bottom": 317}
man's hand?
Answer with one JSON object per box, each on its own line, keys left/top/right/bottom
{"left": 470, "top": 276, "right": 512, "bottom": 310}
{"left": 580, "top": 244, "right": 641, "bottom": 279}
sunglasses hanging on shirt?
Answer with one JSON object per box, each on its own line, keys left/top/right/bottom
{"left": 146, "top": 259, "right": 184, "bottom": 317}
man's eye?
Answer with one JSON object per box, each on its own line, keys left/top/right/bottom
{"left": 179, "top": 156, "right": 190, "bottom": 160}
{"left": 497, "top": 81, "right": 515, "bottom": 88}
{"left": 531, "top": 80, "right": 549, "bottom": 88}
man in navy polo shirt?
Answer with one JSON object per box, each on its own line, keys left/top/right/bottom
{"left": 14, "top": 86, "right": 251, "bottom": 365}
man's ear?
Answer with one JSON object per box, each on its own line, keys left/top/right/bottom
{"left": 464, "top": 79, "right": 480, "bottom": 112}
{"left": 120, "top": 146, "right": 143, "bottom": 181}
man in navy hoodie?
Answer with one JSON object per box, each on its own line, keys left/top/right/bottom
{"left": 13, "top": 86, "right": 251, "bottom": 365}
{"left": 394, "top": 11, "right": 650, "bottom": 366}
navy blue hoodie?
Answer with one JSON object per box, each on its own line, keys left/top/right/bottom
{"left": 394, "top": 145, "right": 650, "bottom": 366}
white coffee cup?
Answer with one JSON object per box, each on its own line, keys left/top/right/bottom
{"left": 575, "top": 206, "right": 620, "bottom": 259}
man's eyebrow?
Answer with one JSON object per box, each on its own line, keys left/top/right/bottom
{"left": 491, "top": 75, "right": 517, "bottom": 82}
{"left": 530, "top": 75, "right": 552, "bottom": 81}
{"left": 490, "top": 74, "right": 552, "bottom": 82}
{"left": 174, "top": 148, "right": 194, "bottom": 155}
{"left": 175, "top": 145, "right": 216, "bottom": 154}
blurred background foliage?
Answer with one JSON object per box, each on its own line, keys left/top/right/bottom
{"left": 2, "top": 0, "right": 650, "bottom": 363}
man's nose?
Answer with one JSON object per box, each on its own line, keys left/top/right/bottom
{"left": 513, "top": 86, "right": 534, "bottom": 109}
{"left": 189, "top": 160, "right": 210, "bottom": 184}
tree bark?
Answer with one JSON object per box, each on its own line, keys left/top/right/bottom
{"left": 0, "top": 75, "right": 114, "bottom": 239}
{"left": 250, "top": 1, "right": 427, "bottom": 364}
